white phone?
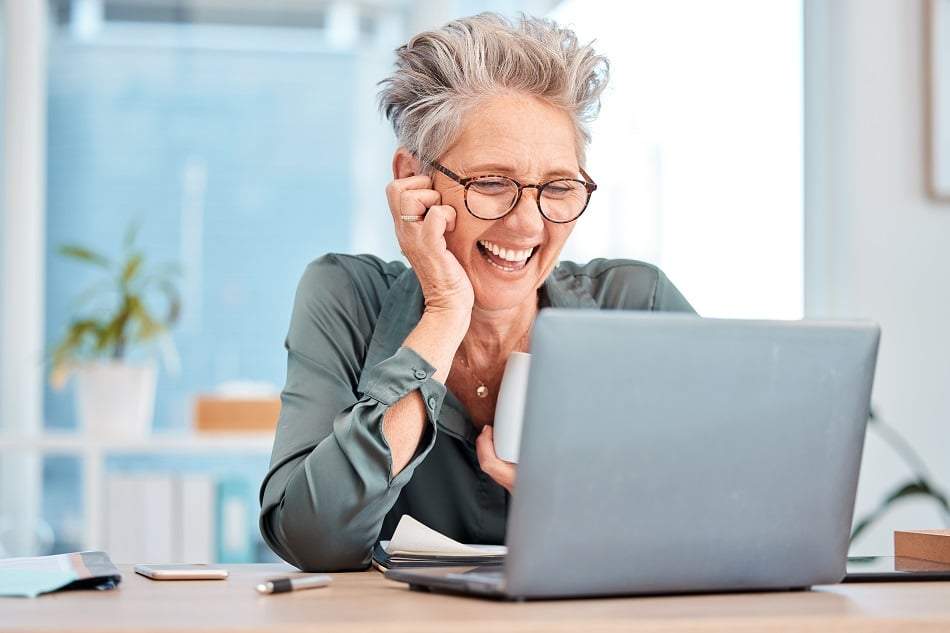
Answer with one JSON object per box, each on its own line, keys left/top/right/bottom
{"left": 134, "top": 563, "right": 230, "bottom": 580}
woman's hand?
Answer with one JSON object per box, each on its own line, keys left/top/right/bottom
{"left": 386, "top": 170, "right": 474, "bottom": 316}
{"left": 476, "top": 425, "right": 516, "bottom": 493}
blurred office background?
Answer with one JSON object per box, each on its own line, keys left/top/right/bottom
{"left": 1, "top": 0, "right": 948, "bottom": 561}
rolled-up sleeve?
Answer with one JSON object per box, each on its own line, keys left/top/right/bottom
{"left": 259, "top": 256, "right": 441, "bottom": 571}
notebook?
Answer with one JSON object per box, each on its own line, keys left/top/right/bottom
{"left": 372, "top": 515, "right": 506, "bottom": 571}
{"left": 385, "top": 309, "right": 881, "bottom": 600}
{"left": 0, "top": 551, "right": 121, "bottom": 598}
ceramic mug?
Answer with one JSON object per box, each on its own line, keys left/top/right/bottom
{"left": 492, "top": 351, "right": 531, "bottom": 463}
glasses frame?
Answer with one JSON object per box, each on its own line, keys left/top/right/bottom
{"left": 429, "top": 161, "right": 597, "bottom": 224}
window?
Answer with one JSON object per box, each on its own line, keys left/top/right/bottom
{"left": 43, "top": 1, "right": 404, "bottom": 432}
{"left": 553, "top": 0, "right": 804, "bottom": 319}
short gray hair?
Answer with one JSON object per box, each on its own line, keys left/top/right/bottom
{"left": 377, "top": 12, "right": 609, "bottom": 167}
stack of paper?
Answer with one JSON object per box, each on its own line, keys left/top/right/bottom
{"left": 372, "top": 515, "right": 506, "bottom": 571}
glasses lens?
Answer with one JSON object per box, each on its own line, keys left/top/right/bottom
{"left": 465, "top": 177, "right": 519, "bottom": 219}
{"left": 540, "top": 180, "right": 589, "bottom": 222}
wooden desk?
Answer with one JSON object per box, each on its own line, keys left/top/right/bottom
{"left": 4, "top": 564, "right": 950, "bottom": 632}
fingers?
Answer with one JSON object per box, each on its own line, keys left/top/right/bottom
{"left": 398, "top": 205, "right": 457, "bottom": 232}
{"left": 386, "top": 173, "right": 456, "bottom": 254}
{"left": 386, "top": 173, "right": 472, "bottom": 312}
{"left": 387, "top": 174, "right": 456, "bottom": 237}
{"left": 386, "top": 175, "right": 439, "bottom": 223}
{"left": 476, "top": 426, "right": 516, "bottom": 493}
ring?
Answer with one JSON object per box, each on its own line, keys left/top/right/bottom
{"left": 400, "top": 215, "right": 424, "bottom": 222}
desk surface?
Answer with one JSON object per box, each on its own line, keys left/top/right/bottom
{"left": 4, "top": 564, "right": 950, "bottom": 632}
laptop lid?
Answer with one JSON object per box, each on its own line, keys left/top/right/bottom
{"left": 389, "top": 310, "right": 880, "bottom": 600}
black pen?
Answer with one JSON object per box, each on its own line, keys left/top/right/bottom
{"left": 255, "top": 574, "right": 332, "bottom": 594}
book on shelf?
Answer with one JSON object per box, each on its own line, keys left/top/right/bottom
{"left": 216, "top": 477, "right": 255, "bottom": 563}
{"left": 371, "top": 515, "right": 506, "bottom": 571}
{"left": 105, "top": 471, "right": 217, "bottom": 564}
{"left": 179, "top": 474, "right": 217, "bottom": 562}
{"left": 105, "top": 473, "right": 176, "bottom": 563}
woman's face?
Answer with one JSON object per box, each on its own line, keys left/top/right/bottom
{"left": 434, "top": 93, "right": 582, "bottom": 314}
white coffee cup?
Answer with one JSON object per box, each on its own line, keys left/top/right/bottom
{"left": 493, "top": 351, "right": 531, "bottom": 463}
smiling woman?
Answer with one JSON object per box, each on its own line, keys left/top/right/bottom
{"left": 258, "top": 12, "right": 696, "bottom": 573}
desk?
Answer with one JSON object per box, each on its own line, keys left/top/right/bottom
{"left": 4, "top": 564, "right": 950, "bottom": 632}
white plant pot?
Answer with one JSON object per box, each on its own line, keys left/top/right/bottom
{"left": 75, "top": 362, "right": 157, "bottom": 437}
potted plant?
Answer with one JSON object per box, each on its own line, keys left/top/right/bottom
{"left": 50, "top": 223, "right": 181, "bottom": 436}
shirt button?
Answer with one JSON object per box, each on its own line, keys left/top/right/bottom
{"left": 413, "top": 369, "right": 427, "bottom": 380}
{"left": 426, "top": 396, "right": 437, "bottom": 410}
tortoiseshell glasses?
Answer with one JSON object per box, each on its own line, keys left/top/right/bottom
{"left": 430, "top": 161, "right": 597, "bottom": 224}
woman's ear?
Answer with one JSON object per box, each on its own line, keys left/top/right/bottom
{"left": 392, "top": 148, "right": 422, "bottom": 179}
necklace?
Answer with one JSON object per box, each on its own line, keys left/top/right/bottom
{"left": 455, "top": 352, "right": 490, "bottom": 398}
{"left": 454, "top": 331, "right": 530, "bottom": 399}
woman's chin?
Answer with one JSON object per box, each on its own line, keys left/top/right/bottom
{"left": 472, "top": 269, "right": 544, "bottom": 310}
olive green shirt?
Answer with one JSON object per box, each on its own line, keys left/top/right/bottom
{"left": 259, "top": 254, "right": 694, "bottom": 571}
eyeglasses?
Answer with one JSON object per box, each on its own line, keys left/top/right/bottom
{"left": 430, "top": 161, "right": 597, "bottom": 224}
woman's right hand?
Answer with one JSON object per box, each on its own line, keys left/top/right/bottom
{"left": 384, "top": 154, "right": 475, "bottom": 473}
{"left": 386, "top": 156, "right": 474, "bottom": 317}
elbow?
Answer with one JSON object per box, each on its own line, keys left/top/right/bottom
{"left": 259, "top": 506, "right": 373, "bottom": 572}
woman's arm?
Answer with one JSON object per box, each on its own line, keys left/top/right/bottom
{"left": 258, "top": 255, "right": 446, "bottom": 571}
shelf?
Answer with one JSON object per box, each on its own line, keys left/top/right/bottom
{"left": 0, "top": 430, "right": 274, "bottom": 453}
{"left": 0, "top": 429, "right": 276, "bottom": 555}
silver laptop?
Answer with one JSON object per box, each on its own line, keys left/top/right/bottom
{"left": 386, "top": 309, "right": 880, "bottom": 600}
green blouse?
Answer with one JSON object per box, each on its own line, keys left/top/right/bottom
{"left": 259, "top": 254, "right": 694, "bottom": 571}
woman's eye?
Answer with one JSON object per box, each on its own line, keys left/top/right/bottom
{"left": 543, "top": 182, "right": 577, "bottom": 198}
{"left": 470, "top": 178, "right": 513, "bottom": 195}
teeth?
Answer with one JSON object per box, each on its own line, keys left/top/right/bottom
{"left": 480, "top": 240, "right": 534, "bottom": 262}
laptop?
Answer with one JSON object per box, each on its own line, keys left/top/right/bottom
{"left": 386, "top": 309, "right": 881, "bottom": 600}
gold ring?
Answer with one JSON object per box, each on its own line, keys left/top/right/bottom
{"left": 400, "top": 215, "right": 424, "bottom": 222}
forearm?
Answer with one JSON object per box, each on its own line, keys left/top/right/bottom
{"left": 384, "top": 308, "right": 468, "bottom": 474}
{"left": 261, "top": 347, "right": 445, "bottom": 571}
{"left": 262, "top": 399, "right": 420, "bottom": 571}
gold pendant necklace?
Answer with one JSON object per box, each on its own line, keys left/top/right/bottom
{"left": 455, "top": 353, "right": 490, "bottom": 398}
{"left": 454, "top": 331, "right": 530, "bottom": 400}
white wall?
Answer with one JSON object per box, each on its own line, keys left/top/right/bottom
{"left": 806, "top": 0, "right": 950, "bottom": 555}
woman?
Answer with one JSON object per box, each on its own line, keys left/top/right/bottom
{"left": 259, "top": 12, "right": 694, "bottom": 572}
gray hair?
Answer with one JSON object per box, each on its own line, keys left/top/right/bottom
{"left": 377, "top": 12, "right": 609, "bottom": 167}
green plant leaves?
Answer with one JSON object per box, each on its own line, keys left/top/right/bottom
{"left": 48, "top": 224, "right": 182, "bottom": 381}
{"left": 851, "top": 479, "right": 950, "bottom": 544}
{"left": 850, "top": 409, "right": 950, "bottom": 543}
{"left": 59, "top": 244, "right": 110, "bottom": 268}
{"left": 121, "top": 253, "right": 144, "bottom": 284}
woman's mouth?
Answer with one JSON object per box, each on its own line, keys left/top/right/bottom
{"left": 478, "top": 240, "right": 536, "bottom": 272}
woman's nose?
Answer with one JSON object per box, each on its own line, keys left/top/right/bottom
{"left": 504, "top": 187, "right": 545, "bottom": 234}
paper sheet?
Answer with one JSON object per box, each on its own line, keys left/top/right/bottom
{"left": 385, "top": 515, "right": 507, "bottom": 556}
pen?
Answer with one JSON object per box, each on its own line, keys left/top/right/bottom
{"left": 255, "top": 574, "right": 332, "bottom": 595}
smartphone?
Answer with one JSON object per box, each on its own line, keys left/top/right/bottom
{"left": 134, "top": 563, "right": 230, "bottom": 580}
